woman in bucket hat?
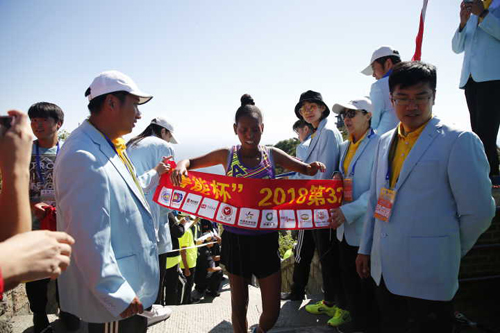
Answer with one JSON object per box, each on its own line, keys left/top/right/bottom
{"left": 293, "top": 90, "right": 348, "bottom": 327}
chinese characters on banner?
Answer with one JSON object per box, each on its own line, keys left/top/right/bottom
{"left": 153, "top": 171, "right": 343, "bottom": 230}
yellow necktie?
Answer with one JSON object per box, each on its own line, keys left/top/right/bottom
{"left": 112, "top": 138, "right": 145, "bottom": 199}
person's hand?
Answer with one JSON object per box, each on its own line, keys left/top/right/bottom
{"left": 355, "top": 254, "right": 371, "bottom": 279}
{"left": 214, "top": 234, "right": 221, "bottom": 244}
{"left": 171, "top": 165, "right": 188, "bottom": 186}
{"left": 153, "top": 155, "right": 173, "bottom": 176}
{"left": 154, "top": 162, "right": 170, "bottom": 176}
{"left": 332, "top": 172, "right": 343, "bottom": 181}
{"left": 214, "top": 255, "right": 221, "bottom": 262}
{"left": 184, "top": 268, "right": 191, "bottom": 277}
{"left": 119, "top": 296, "right": 143, "bottom": 318}
{"left": 464, "top": 0, "right": 485, "bottom": 16}
{"left": 0, "top": 110, "right": 33, "bottom": 175}
{"left": 0, "top": 230, "right": 75, "bottom": 291}
{"left": 459, "top": 1, "right": 472, "bottom": 30}
{"left": 329, "top": 208, "right": 346, "bottom": 230}
{"left": 307, "top": 161, "right": 326, "bottom": 176}
{"left": 33, "top": 202, "right": 50, "bottom": 220}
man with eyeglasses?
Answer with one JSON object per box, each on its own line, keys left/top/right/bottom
{"left": 361, "top": 46, "right": 402, "bottom": 135}
{"left": 356, "top": 61, "right": 494, "bottom": 333}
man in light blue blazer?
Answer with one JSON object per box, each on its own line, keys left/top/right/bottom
{"left": 357, "top": 62, "right": 494, "bottom": 333}
{"left": 452, "top": 0, "right": 500, "bottom": 177}
{"left": 54, "top": 71, "right": 158, "bottom": 333}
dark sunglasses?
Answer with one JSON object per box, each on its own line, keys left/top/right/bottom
{"left": 339, "top": 109, "right": 367, "bottom": 119}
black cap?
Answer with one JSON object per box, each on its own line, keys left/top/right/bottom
{"left": 294, "top": 90, "right": 330, "bottom": 120}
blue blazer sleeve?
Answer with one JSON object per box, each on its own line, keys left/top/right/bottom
{"left": 358, "top": 139, "right": 381, "bottom": 255}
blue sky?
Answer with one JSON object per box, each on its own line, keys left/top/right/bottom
{"left": 0, "top": 0, "right": 471, "bottom": 166}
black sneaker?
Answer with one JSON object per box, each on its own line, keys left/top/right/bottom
{"left": 280, "top": 292, "right": 304, "bottom": 301}
{"left": 33, "top": 314, "right": 52, "bottom": 333}
{"left": 336, "top": 321, "right": 366, "bottom": 333}
{"left": 59, "top": 311, "right": 80, "bottom": 331}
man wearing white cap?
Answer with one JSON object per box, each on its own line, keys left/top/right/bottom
{"left": 361, "top": 46, "right": 402, "bottom": 135}
{"left": 54, "top": 70, "right": 160, "bottom": 332}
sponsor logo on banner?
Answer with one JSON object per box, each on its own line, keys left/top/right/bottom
{"left": 297, "top": 209, "right": 313, "bottom": 228}
{"left": 261, "top": 210, "right": 279, "bottom": 229}
{"left": 170, "top": 190, "right": 186, "bottom": 209}
{"left": 182, "top": 193, "right": 202, "bottom": 213}
{"left": 314, "top": 209, "right": 330, "bottom": 228}
{"left": 198, "top": 197, "right": 219, "bottom": 219}
{"left": 279, "top": 210, "right": 297, "bottom": 229}
{"left": 237, "top": 208, "right": 260, "bottom": 228}
{"left": 216, "top": 203, "right": 237, "bottom": 225}
{"left": 158, "top": 187, "right": 172, "bottom": 206}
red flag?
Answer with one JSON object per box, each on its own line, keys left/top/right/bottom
{"left": 412, "top": 0, "right": 429, "bottom": 61}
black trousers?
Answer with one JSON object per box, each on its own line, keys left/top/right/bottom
{"left": 87, "top": 315, "right": 147, "bottom": 333}
{"left": 290, "top": 229, "right": 315, "bottom": 296}
{"left": 375, "top": 278, "right": 454, "bottom": 333}
{"left": 311, "top": 228, "right": 344, "bottom": 306}
{"left": 154, "top": 253, "right": 168, "bottom": 305}
{"left": 26, "top": 278, "right": 52, "bottom": 314}
{"left": 464, "top": 78, "right": 500, "bottom": 176}
{"left": 181, "top": 267, "right": 195, "bottom": 304}
{"left": 164, "top": 263, "right": 180, "bottom": 305}
{"left": 338, "top": 238, "right": 379, "bottom": 331}
{"left": 195, "top": 269, "right": 223, "bottom": 294}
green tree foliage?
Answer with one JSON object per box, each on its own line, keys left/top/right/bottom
{"left": 58, "top": 129, "right": 71, "bottom": 141}
{"left": 270, "top": 138, "right": 300, "bottom": 175}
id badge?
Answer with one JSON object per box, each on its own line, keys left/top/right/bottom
{"left": 40, "top": 189, "right": 55, "bottom": 206}
{"left": 374, "top": 187, "right": 396, "bottom": 222}
{"left": 343, "top": 178, "right": 353, "bottom": 203}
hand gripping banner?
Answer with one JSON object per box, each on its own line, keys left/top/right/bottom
{"left": 153, "top": 171, "right": 343, "bottom": 230}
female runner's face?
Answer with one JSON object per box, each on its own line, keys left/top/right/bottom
{"left": 234, "top": 114, "right": 263, "bottom": 150}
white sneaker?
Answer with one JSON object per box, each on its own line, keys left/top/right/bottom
{"left": 141, "top": 305, "right": 172, "bottom": 326}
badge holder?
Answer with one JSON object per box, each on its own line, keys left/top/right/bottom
{"left": 374, "top": 187, "right": 396, "bottom": 222}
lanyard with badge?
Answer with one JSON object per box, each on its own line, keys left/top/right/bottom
{"left": 342, "top": 129, "right": 374, "bottom": 203}
{"left": 35, "top": 141, "right": 60, "bottom": 204}
{"left": 373, "top": 136, "right": 398, "bottom": 222}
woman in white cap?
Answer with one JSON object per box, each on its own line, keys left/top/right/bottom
{"left": 329, "top": 97, "right": 380, "bottom": 332}
{"left": 126, "top": 117, "right": 178, "bottom": 323}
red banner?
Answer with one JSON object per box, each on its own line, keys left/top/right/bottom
{"left": 412, "top": 0, "right": 429, "bottom": 61}
{"left": 153, "top": 171, "right": 343, "bottom": 230}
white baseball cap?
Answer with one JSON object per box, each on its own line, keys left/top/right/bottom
{"left": 332, "top": 97, "right": 373, "bottom": 114}
{"left": 86, "top": 70, "right": 153, "bottom": 105}
{"left": 361, "top": 46, "right": 401, "bottom": 76}
{"left": 151, "top": 116, "right": 179, "bottom": 144}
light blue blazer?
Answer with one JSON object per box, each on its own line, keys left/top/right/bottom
{"left": 294, "top": 118, "right": 343, "bottom": 180}
{"left": 452, "top": 2, "right": 500, "bottom": 88}
{"left": 359, "top": 117, "right": 495, "bottom": 301}
{"left": 127, "top": 136, "right": 175, "bottom": 255}
{"left": 337, "top": 130, "right": 379, "bottom": 247}
{"left": 370, "top": 77, "right": 399, "bottom": 135}
{"left": 54, "top": 121, "right": 159, "bottom": 323}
